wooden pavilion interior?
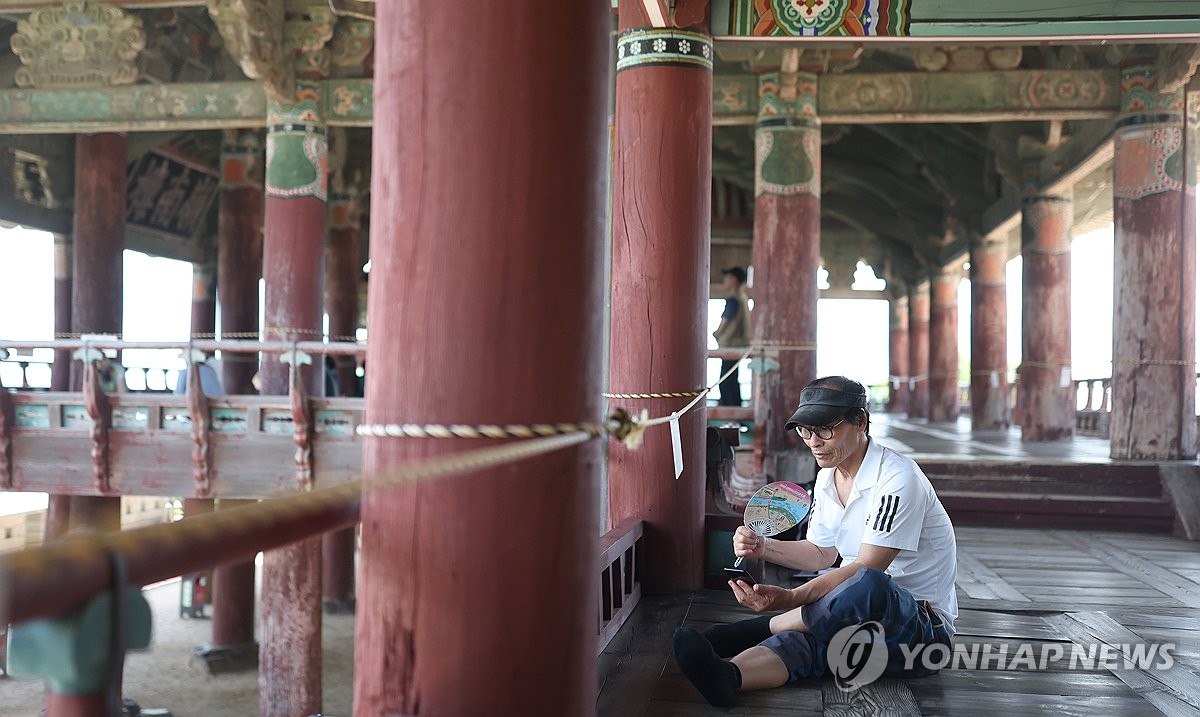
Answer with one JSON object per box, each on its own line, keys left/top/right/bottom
{"left": 0, "top": 1, "right": 1199, "bottom": 715}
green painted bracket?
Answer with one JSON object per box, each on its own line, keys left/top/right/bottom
{"left": 6, "top": 586, "right": 152, "bottom": 694}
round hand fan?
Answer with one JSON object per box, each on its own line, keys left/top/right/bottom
{"left": 733, "top": 481, "right": 813, "bottom": 568}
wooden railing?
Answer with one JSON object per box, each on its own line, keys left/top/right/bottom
{"left": 597, "top": 517, "right": 643, "bottom": 655}
{"left": 0, "top": 338, "right": 366, "bottom": 499}
{"left": 2, "top": 493, "right": 647, "bottom": 663}
{"left": 1, "top": 483, "right": 362, "bottom": 627}
{"left": 0, "top": 391, "right": 364, "bottom": 498}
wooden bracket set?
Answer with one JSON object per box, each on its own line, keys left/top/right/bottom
{"left": 81, "top": 361, "right": 113, "bottom": 493}
{"left": 185, "top": 361, "right": 213, "bottom": 497}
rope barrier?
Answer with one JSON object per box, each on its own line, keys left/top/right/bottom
{"left": 0, "top": 414, "right": 639, "bottom": 626}
{"left": 357, "top": 420, "right": 617, "bottom": 441}
{"left": 1114, "top": 357, "right": 1196, "bottom": 366}
{"left": 602, "top": 390, "right": 706, "bottom": 399}
{"left": 361, "top": 348, "right": 754, "bottom": 452}
{"left": 1021, "top": 361, "right": 1072, "bottom": 369}
{"left": 634, "top": 347, "right": 752, "bottom": 431}
{"left": 363, "top": 429, "right": 615, "bottom": 485}
{"left": 751, "top": 341, "right": 817, "bottom": 351}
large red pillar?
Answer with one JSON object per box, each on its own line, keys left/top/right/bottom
{"left": 192, "top": 129, "right": 263, "bottom": 673}
{"left": 68, "top": 133, "right": 125, "bottom": 534}
{"left": 217, "top": 129, "right": 263, "bottom": 395}
{"left": 751, "top": 69, "right": 820, "bottom": 482}
{"left": 907, "top": 281, "right": 930, "bottom": 419}
{"left": 353, "top": 2, "right": 606, "bottom": 714}
{"left": 928, "top": 268, "right": 960, "bottom": 423}
{"left": 970, "top": 238, "right": 1011, "bottom": 429}
{"left": 887, "top": 294, "right": 909, "bottom": 413}
{"left": 259, "top": 95, "right": 326, "bottom": 715}
{"left": 607, "top": 6, "right": 711, "bottom": 594}
{"left": 1110, "top": 67, "right": 1196, "bottom": 459}
{"left": 321, "top": 178, "right": 360, "bottom": 613}
{"left": 1019, "top": 188, "right": 1074, "bottom": 441}
{"left": 189, "top": 262, "right": 216, "bottom": 338}
{"left": 45, "top": 233, "right": 72, "bottom": 541}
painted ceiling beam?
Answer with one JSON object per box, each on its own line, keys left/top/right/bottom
{"left": 979, "top": 119, "right": 1115, "bottom": 239}
{"left": 0, "top": 66, "right": 1119, "bottom": 133}
{"left": 714, "top": 69, "right": 1120, "bottom": 124}
{"left": 0, "top": 78, "right": 372, "bottom": 133}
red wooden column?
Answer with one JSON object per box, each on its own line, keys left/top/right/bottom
{"left": 886, "top": 294, "right": 909, "bottom": 413}
{"left": 321, "top": 177, "right": 360, "bottom": 613}
{"left": 189, "top": 262, "right": 216, "bottom": 337}
{"left": 45, "top": 233, "right": 72, "bottom": 541}
{"left": 970, "top": 238, "right": 1011, "bottom": 429}
{"left": 217, "top": 129, "right": 263, "bottom": 394}
{"left": 928, "top": 268, "right": 960, "bottom": 423}
{"left": 1110, "top": 67, "right": 1196, "bottom": 459}
{"left": 190, "top": 129, "right": 263, "bottom": 674}
{"left": 907, "top": 281, "right": 930, "bottom": 419}
{"left": 354, "top": 2, "right": 606, "bottom": 714}
{"left": 607, "top": 4, "right": 711, "bottom": 594}
{"left": 1019, "top": 187, "right": 1074, "bottom": 441}
{"left": 68, "top": 133, "right": 125, "bottom": 534}
{"left": 259, "top": 92, "right": 327, "bottom": 715}
{"left": 751, "top": 69, "right": 820, "bottom": 470}
{"left": 325, "top": 189, "right": 361, "bottom": 395}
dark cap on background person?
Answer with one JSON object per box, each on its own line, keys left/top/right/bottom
{"left": 721, "top": 266, "right": 747, "bottom": 284}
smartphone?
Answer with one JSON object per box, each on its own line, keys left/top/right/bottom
{"left": 722, "top": 567, "right": 757, "bottom": 585}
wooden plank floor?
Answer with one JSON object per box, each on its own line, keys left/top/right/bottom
{"left": 597, "top": 526, "right": 1200, "bottom": 716}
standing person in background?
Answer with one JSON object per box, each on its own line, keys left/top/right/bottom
{"left": 714, "top": 266, "right": 751, "bottom": 406}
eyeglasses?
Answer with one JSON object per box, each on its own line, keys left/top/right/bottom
{"left": 794, "top": 419, "right": 845, "bottom": 441}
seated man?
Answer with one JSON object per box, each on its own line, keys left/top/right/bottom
{"left": 173, "top": 354, "right": 224, "bottom": 397}
{"left": 673, "top": 375, "right": 958, "bottom": 706}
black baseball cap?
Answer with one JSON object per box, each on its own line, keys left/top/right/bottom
{"left": 721, "top": 266, "right": 747, "bottom": 283}
{"left": 784, "top": 385, "right": 867, "bottom": 430}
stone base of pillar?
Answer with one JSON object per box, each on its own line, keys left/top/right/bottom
{"left": 323, "top": 598, "right": 356, "bottom": 615}
{"left": 773, "top": 450, "right": 817, "bottom": 486}
{"left": 191, "top": 642, "right": 260, "bottom": 675}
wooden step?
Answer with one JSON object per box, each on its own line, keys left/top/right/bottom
{"left": 939, "top": 491, "right": 1175, "bottom": 533}
{"left": 925, "top": 461, "right": 1176, "bottom": 533}
{"left": 928, "top": 472, "right": 1165, "bottom": 499}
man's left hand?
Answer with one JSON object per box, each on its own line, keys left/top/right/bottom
{"left": 729, "top": 580, "right": 796, "bottom": 613}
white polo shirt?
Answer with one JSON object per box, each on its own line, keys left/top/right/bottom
{"left": 805, "top": 438, "right": 959, "bottom": 634}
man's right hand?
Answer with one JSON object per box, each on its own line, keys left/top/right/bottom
{"left": 733, "top": 526, "right": 765, "bottom": 560}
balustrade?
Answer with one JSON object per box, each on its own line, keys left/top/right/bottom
{"left": 0, "top": 338, "right": 365, "bottom": 499}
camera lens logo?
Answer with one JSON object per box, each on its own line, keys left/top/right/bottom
{"left": 827, "top": 621, "right": 889, "bottom": 691}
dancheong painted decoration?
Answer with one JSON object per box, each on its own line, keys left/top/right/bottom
{"left": 730, "top": 0, "right": 911, "bottom": 36}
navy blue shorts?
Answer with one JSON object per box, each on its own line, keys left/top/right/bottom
{"left": 759, "top": 567, "right": 951, "bottom": 683}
